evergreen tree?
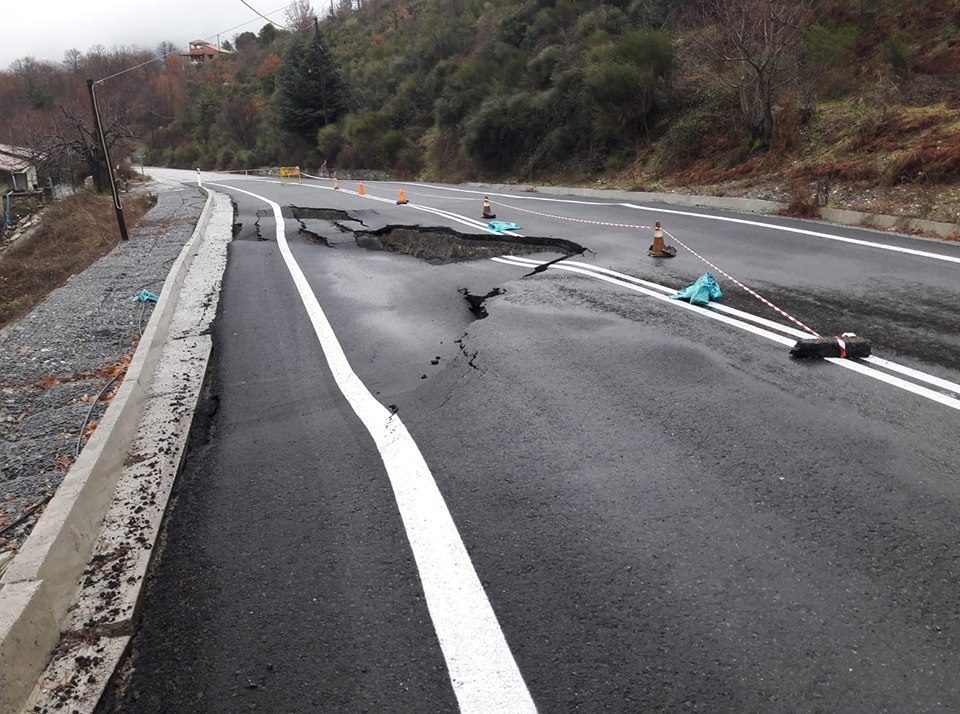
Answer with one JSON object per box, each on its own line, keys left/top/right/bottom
{"left": 275, "top": 21, "right": 349, "bottom": 139}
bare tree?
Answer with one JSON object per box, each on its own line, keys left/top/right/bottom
{"left": 284, "top": 0, "right": 317, "bottom": 30}
{"left": 701, "top": 0, "right": 815, "bottom": 147}
{"left": 63, "top": 49, "right": 83, "bottom": 74}
{"left": 218, "top": 95, "right": 261, "bottom": 149}
{"left": 156, "top": 41, "right": 180, "bottom": 58}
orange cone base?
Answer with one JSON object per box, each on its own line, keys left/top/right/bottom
{"left": 648, "top": 244, "right": 677, "bottom": 258}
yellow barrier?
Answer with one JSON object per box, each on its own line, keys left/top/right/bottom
{"left": 279, "top": 166, "right": 301, "bottom": 184}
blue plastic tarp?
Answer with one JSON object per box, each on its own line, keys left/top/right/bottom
{"left": 132, "top": 289, "right": 159, "bottom": 303}
{"left": 488, "top": 221, "right": 521, "bottom": 232}
{"left": 671, "top": 272, "right": 722, "bottom": 306}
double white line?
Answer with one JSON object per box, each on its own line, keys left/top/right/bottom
{"left": 235, "top": 174, "right": 960, "bottom": 411}
{"left": 207, "top": 182, "right": 537, "bottom": 713}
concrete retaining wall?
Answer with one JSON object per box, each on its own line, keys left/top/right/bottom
{"left": 0, "top": 189, "right": 214, "bottom": 712}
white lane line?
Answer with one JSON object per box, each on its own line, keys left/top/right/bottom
{"left": 490, "top": 255, "right": 960, "bottom": 411}
{"left": 395, "top": 181, "right": 960, "bottom": 266}
{"left": 862, "top": 355, "right": 960, "bottom": 396}
{"left": 490, "top": 256, "right": 796, "bottom": 347}
{"left": 208, "top": 182, "right": 536, "bottom": 713}
{"left": 500, "top": 255, "right": 960, "bottom": 398}
{"left": 254, "top": 177, "right": 509, "bottom": 236}
{"left": 222, "top": 176, "right": 960, "bottom": 407}
{"left": 619, "top": 203, "right": 960, "bottom": 265}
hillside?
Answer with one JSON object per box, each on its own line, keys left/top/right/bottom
{"left": 1, "top": 0, "right": 958, "bottom": 224}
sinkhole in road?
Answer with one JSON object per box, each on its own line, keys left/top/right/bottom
{"left": 291, "top": 206, "right": 356, "bottom": 222}
{"left": 289, "top": 205, "right": 585, "bottom": 263}
{"left": 354, "top": 225, "right": 585, "bottom": 263}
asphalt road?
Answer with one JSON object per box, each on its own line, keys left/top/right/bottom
{"left": 117, "top": 169, "right": 960, "bottom": 712}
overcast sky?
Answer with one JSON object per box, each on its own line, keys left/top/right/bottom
{"left": 2, "top": 0, "right": 333, "bottom": 69}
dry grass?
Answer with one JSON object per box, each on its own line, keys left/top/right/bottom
{"left": 883, "top": 141, "right": 960, "bottom": 186}
{"left": 0, "top": 192, "right": 156, "bottom": 328}
{"left": 851, "top": 109, "right": 947, "bottom": 152}
{"left": 778, "top": 184, "right": 821, "bottom": 218}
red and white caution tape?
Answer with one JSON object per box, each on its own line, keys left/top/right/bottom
{"left": 490, "top": 200, "right": 653, "bottom": 230}
{"left": 250, "top": 171, "right": 826, "bottom": 341}
{"left": 406, "top": 191, "right": 476, "bottom": 201}
{"left": 662, "top": 228, "right": 821, "bottom": 338}
{"left": 480, "top": 197, "right": 823, "bottom": 339}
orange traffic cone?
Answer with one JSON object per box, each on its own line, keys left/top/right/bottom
{"left": 333, "top": 177, "right": 340, "bottom": 190}
{"left": 648, "top": 221, "right": 677, "bottom": 258}
{"left": 358, "top": 182, "right": 366, "bottom": 196}
{"left": 397, "top": 190, "right": 409, "bottom": 205}
{"left": 481, "top": 196, "right": 496, "bottom": 219}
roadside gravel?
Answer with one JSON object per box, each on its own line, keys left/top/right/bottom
{"left": 0, "top": 183, "right": 204, "bottom": 556}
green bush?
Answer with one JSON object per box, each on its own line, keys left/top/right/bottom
{"left": 583, "top": 30, "right": 674, "bottom": 143}
{"left": 171, "top": 142, "right": 201, "bottom": 168}
{"left": 462, "top": 94, "right": 546, "bottom": 172}
{"left": 881, "top": 30, "right": 911, "bottom": 75}
{"left": 316, "top": 124, "right": 344, "bottom": 162}
{"left": 803, "top": 23, "right": 859, "bottom": 70}
{"left": 380, "top": 130, "right": 406, "bottom": 165}
{"left": 434, "top": 59, "right": 498, "bottom": 128}
{"left": 526, "top": 46, "right": 562, "bottom": 89}
{"left": 654, "top": 110, "right": 710, "bottom": 171}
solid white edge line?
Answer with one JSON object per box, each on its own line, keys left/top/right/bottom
{"left": 386, "top": 180, "right": 960, "bottom": 266}
{"left": 490, "top": 256, "right": 960, "bottom": 411}
{"left": 490, "top": 256, "right": 795, "bottom": 347}
{"left": 216, "top": 176, "right": 960, "bottom": 407}
{"left": 862, "top": 355, "right": 960, "bottom": 396}
{"left": 207, "top": 182, "right": 536, "bottom": 713}
{"left": 618, "top": 203, "right": 960, "bottom": 265}
{"left": 497, "top": 258, "right": 960, "bottom": 398}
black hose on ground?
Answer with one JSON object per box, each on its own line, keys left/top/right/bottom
{"left": 75, "top": 375, "right": 120, "bottom": 458}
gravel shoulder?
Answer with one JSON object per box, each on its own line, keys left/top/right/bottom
{"left": 0, "top": 183, "right": 205, "bottom": 556}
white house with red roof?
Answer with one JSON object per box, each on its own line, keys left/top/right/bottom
{"left": 179, "top": 40, "right": 232, "bottom": 65}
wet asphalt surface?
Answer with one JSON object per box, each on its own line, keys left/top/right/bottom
{"left": 116, "top": 174, "right": 960, "bottom": 712}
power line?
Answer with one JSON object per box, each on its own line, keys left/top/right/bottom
{"left": 96, "top": 1, "right": 297, "bottom": 83}
{"left": 240, "top": 0, "right": 286, "bottom": 29}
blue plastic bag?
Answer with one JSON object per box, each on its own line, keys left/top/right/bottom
{"left": 671, "top": 272, "right": 722, "bottom": 306}
{"left": 488, "top": 221, "right": 521, "bottom": 232}
{"left": 132, "top": 289, "right": 159, "bottom": 303}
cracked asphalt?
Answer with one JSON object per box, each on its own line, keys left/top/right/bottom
{"left": 116, "top": 171, "right": 960, "bottom": 712}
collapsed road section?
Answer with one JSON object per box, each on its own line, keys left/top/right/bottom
{"left": 290, "top": 204, "right": 585, "bottom": 263}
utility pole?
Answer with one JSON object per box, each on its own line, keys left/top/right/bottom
{"left": 86, "top": 79, "right": 128, "bottom": 241}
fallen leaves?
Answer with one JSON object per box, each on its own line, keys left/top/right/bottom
{"left": 31, "top": 343, "right": 137, "bottom": 396}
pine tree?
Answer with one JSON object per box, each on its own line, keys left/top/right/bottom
{"left": 275, "top": 20, "right": 348, "bottom": 139}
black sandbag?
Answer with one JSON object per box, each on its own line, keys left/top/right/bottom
{"left": 791, "top": 336, "right": 872, "bottom": 359}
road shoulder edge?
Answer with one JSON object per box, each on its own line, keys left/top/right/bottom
{"left": 0, "top": 186, "right": 229, "bottom": 712}
{"left": 465, "top": 183, "right": 960, "bottom": 242}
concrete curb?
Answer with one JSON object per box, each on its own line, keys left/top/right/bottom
{"left": 0, "top": 188, "right": 215, "bottom": 712}
{"left": 465, "top": 183, "right": 960, "bottom": 240}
